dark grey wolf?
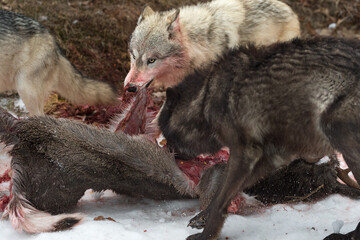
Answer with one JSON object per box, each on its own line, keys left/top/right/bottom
{"left": 0, "top": 10, "right": 118, "bottom": 115}
{"left": 158, "top": 37, "right": 360, "bottom": 239}
{"left": 125, "top": 0, "right": 300, "bottom": 90}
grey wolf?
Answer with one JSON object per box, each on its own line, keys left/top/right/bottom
{"left": 158, "top": 37, "right": 360, "bottom": 239}
{"left": 0, "top": 10, "right": 117, "bottom": 115}
{"left": 125, "top": 0, "right": 300, "bottom": 90}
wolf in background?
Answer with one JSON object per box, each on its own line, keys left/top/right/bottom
{"left": 0, "top": 10, "right": 118, "bottom": 115}
{"left": 124, "top": 0, "right": 300, "bottom": 90}
{"left": 158, "top": 37, "right": 360, "bottom": 239}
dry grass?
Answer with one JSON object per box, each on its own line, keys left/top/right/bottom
{"left": 285, "top": 0, "right": 360, "bottom": 38}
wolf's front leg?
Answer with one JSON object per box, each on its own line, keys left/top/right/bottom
{"left": 186, "top": 143, "right": 263, "bottom": 240}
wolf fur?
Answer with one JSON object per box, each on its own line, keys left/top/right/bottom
{"left": 0, "top": 107, "right": 193, "bottom": 233}
{"left": 0, "top": 10, "right": 118, "bottom": 115}
{"left": 125, "top": 0, "right": 300, "bottom": 89}
{"left": 158, "top": 37, "right": 360, "bottom": 239}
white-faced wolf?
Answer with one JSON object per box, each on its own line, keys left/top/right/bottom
{"left": 0, "top": 10, "right": 118, "bottom": 115}
{"left": 124, "top": 0, "right": 300, "bottom": 90}
{"left": 158, "top": 37, "right": 360, "bottom": 239}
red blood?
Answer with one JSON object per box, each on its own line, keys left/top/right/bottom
{"left": 0, "top": 194, "right": 10, "bottom": 212}
{"left": 176, "top": 150, "right": 229, "bottom": 185}
{"left": 0, "top": 169, "right": 11, "bottom": 183}
{"left": 227, "top": 193, "right": 246, "bottom": 214}
{"left": 0, "top": 176, "right": 12, "bottom": 212}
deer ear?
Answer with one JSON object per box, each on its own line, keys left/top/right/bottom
{"left": 167, "top": 9, "right": 180, "bottom": 38}
{"left": 137, "top": 5, "right": 155, "bottom": 25}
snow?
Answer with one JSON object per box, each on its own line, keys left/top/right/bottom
{"left": 1, "top": 180, "right": 360, "bottom": 239}
{"left": 14, "top": 99, "right": 26, "bottom": 112}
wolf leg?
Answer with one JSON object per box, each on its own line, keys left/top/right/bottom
{"left": 187, "top": 143, "right": 263, "bottom": 240}
{"left": 15, "top": 66, "right": 52, "bottom": 116}
{"left": 322, "top": 94, "right": 360, "bottom": 185}
{"left": 191, "top": 152, "right": 279, "bottom": 229}
{"left": 324, "top": 124, "right": 360, "bottom": 185}
{"left": 14, "top": 36, "right": 58, "bottom": 116}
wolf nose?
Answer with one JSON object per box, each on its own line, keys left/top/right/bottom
{"left": 126, "top": 85, "right": 138, "bottom": 93}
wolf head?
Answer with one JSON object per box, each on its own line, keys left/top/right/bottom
{"left": 125, "top": 6, "right": 188, "bottom": 90}
{"left": 158, "top": 71, "right": 223, "bottom": 159}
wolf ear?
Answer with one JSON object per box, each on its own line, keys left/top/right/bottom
{"left": 137, "top": 5, "right": 155, "bottom": 25}
{"left": 167, "top": 9, "right": 180, "bottom": 39}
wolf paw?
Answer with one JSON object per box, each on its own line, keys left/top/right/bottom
{"left": 186, "top": 233, "right": 218, "bottom": 240}
{"left": 186, "top": 233, "right": 204, "bottom": 240}
{"left": 188, "top": 211, "right": 209, "bottom": 229}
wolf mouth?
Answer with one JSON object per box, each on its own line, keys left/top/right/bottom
{"left": 145, "top": 79, "right": 154, "bottom": 88}
{"left": 125, "top": 79, "right": 154, "bottom": 93}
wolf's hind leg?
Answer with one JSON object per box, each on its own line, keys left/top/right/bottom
{"left": 14, "top": 36, "right": 57, "bottom": 116}
{"left": 16, "top": 77, "right": 46, "bottom": 115}
{"left": 15, "top": 65, "right": 53, "bottom": 116}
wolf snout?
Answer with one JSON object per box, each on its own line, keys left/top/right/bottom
{"left": 126, "top": 85, "right": 138, "bottom": 93}
{"left": 125, "top": 79, "right": 153, "bottom": 92}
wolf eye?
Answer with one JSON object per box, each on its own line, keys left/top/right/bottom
{"left": 147, "top": 58, "right": 157, "bottom": 65}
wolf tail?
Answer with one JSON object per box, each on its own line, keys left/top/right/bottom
{"left": 54, "top": 51, "right": 118, "bottom": 106}
{"left": 0, "top": 107, "right": 84, "bottom": 233}
{"left": 2, "top": 194, "right": 83, "bottom": 233}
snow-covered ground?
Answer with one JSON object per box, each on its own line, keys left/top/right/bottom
{"left": 0, "top": 97, "right": 359, "bottom": 240}
{"left": 1, "top": 148, "right": 359, "bottom": 240}
{"left": 1, "top": 189, "right": 360, "bottom": 240}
